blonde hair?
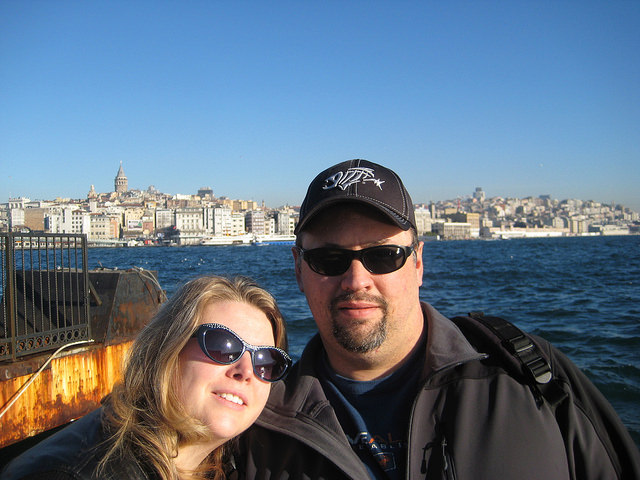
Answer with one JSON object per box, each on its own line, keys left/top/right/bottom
{"left": 100, "top": 275, "right": 287, "bottom": 479}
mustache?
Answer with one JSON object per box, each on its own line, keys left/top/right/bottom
{"left": 330, "top": 292, "right": 388, "bottom": 312}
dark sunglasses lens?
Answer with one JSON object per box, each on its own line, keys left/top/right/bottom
{"left": 253, "top": 348, "right": 288, "bottom": 381}
{"left": 306, "top": 250, "right": 352, "bottom": 276}
{"left": 203, "top": 329, "right": 244, "bottom": 364}
{"left": 363, "top": 246, "right": 407, "bottom": 274}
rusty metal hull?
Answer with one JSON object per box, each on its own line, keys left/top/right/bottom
{"left": 0, "top": 342, "right": 131, "bottom": 447}
{"left": 0, "top": 269, "right": 164, "bottom": 450}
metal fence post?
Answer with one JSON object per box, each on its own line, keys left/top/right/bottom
{"left": 6, "top": 233, "right": 17, "bottom": 361}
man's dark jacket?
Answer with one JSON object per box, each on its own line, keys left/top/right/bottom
{"left": 238, "top": 302, "right": 640, "bottom": 479}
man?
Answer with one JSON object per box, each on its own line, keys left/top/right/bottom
{"left": 239, "top": 159, "right": 639, "bottom": 479}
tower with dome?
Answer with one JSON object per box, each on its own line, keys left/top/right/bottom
{"left": 114, "top": 162, "right": 128, "bottom": 194}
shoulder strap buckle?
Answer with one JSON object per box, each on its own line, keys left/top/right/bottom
{"left": 468, "top": 311, "right": 553, "bottom": 385}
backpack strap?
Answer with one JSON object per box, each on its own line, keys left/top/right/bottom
{"left": 451, "top": 312, "right": 567, "bottom": 408}
{"left": 452, "top": 313, "right": 640, "bottom": 477}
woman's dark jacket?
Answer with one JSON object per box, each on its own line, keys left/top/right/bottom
{"left": 1, "top": 408, "right": 152, "bottom": 480}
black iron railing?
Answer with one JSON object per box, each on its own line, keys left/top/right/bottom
{"left": 0, "top": 233, "right": 91, "bottom": 361}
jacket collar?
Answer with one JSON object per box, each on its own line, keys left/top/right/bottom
{"left": 420, "top": 302, "right": 486, "bottom": 380}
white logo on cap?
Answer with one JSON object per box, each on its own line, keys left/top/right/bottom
{"left": 323, "top": 167, "right": 385, "bottom": 191}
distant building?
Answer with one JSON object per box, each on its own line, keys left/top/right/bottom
{"left": 175, "top": 207, "right": 204, "bottom": 234}
{"left": 449, "top": 212, "right": 480, "bottom": 238}
{"left": 473, "top": 187, "right": 485, "bottom": 203}
{"left": 233, "top": 199, "right": 258, "bottom": 211}
{"left": 274, "top": 210, "right": 294, "bottom": 235}
{"left": 197, "top": 187, "right": 214, "bottom": 199}
{"left": 231, "top": 212, "right": 246, "bottom": 235}
{"left": 443, "top": 206, "right": 458, "bottom": 216}
{"left": 589, "top": 224, "right": 630, "bottom": 236}
{"left": 570, "top": 217, "right": 588, "bottom": 235}
{"left": 122, "top": 206, "right": 145, "bottom": 236}
{"left": 45, "top": 207, "right": 90, "bottom": 234}
{"left": 206, "top": 206, "right": 232, "bottom": 235}
{"left": 8, "top": 198, "right": 30, "bottom": 210}
{"left": 414, "top": 207, "right": 432, "bottom": 236}
{"left": 89, "top": 213, "right": 120, "bottom": 240}
{"left": 245, "top": 210, "right": 266, "bottom": 234}
{"left": 432, "top": 220, "right": 472, "bottom": 240}
{"left": 24, "top": 208, "right": 46, "bottom": 232}
{"left": 9, "top": 208, "right": 25, "bottom": 230}
{"left": 115, "top": 163, "right": 128, "bottom": 194}
{"left": 155, "top": 208, "right": 175, "bottom": 231}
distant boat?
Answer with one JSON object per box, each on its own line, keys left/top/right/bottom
{"left": 251, "top": 234, "right": 296, "bottom": 246}
{"left": 199, "top": 234, "right": 295, "bottom": 246}
{"left": 199, "top": 234, "right": 253, "bottom": 246}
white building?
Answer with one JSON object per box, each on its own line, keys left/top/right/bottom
{"left": 9, "top": 208, "right": 25, "bottom": 229}
{"left": 431, "top": 221, "right": 472, "bottom": 240}
{"left": 414, "top": 207, "right": 432, "bottom": 236}
{"left": 205, "top": 207, "right": 232, "bottom": 235}
{"left": 175, "top": 207, "right": 205, "bottom": 234}
{"left": 46, "top": 207, "right": 90, "bottom": 234}
{"left": 231, "top": 212, "right": 246, "bottom": 235}
{"left": 274, "top": 210, "right": 295, "bottom": 235}
{"left": 155, "top": 208, "right": 175, "bottom": 230}
{"left": 8, "top": 197, "right": 30, "bottom": 210}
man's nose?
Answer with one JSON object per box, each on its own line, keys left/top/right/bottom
{"left": 340, "top": 257, "right": 373, "bottom": 292}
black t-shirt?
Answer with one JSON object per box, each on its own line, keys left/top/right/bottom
{"left": 317, "top": 344, "right": 425, "bottom": 480}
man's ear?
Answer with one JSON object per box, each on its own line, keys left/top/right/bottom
{"left": 415, "top": 241, "right": 424, "bottom": 287}
{"left": 292, "top": 246, "right": 304, "bottom": 292}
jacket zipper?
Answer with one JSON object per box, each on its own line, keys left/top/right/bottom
{"left": 440, "top": 435, "right": 457, "bottom": 480}
{"left": 407, "top": 357, "right": 485, "bottom": 480}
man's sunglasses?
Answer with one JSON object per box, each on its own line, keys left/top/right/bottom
{"left": 191, "top": 323, "right": 292, "bottom": 382}
{"left": 297, "top": 244, "right": 415, "bottom": 276}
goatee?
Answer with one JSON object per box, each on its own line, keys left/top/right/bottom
{"left": 330, "top": 293, "right": 389, "bottom": 353}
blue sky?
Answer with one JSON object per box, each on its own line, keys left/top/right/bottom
{"left": 1, "top": 1, "right": 639, "bottom": 211}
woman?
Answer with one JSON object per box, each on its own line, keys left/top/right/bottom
{"left": 2, "top": 275, "right": 291, "bottom": 480}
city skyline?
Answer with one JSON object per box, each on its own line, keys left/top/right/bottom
{"left": 2, "top": 2, "right": 639, "bottom": 211}
{"left": 4, "top": 161, "right": 635, "bottom": 244}
{"left": 6, "top": 162, "right": 639, "bottom": 215}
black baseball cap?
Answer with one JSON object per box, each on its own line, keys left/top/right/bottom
{"left": 295, "top": 159, "right": 416, "bottom": 234}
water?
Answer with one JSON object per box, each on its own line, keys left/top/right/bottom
{"left": 87, "top": 235, "right": 640, "bottom": 447}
